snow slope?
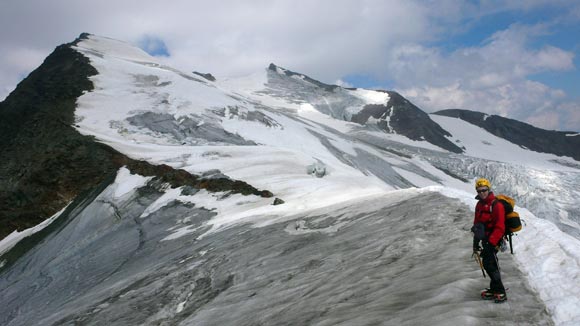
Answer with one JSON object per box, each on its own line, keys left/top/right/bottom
{"left": 431, "top": 114, "right": 578, "bottom": 171}
{"left": 1, "top": 34, "right": 580, "bottom": 325}
{"left": 0, "top": 173, "right": 555, "bottom": 325}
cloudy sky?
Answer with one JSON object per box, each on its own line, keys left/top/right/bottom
{"left": 1, "top": 0, "right": 579, "bottom": 131}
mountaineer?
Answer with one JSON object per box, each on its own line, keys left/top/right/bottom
{"left": 472, "top": 178, "right": 508, "bottom": 303}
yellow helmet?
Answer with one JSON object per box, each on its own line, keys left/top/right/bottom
{"left": 475, "top": 178, "right": 491, "bottom": 189}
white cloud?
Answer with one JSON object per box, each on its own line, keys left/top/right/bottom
{"left": 0, "top": 0, "right": 434, "bottom": 99}
{"left": 386, "top": 23, "right": 574, "bottom": 89}
{"left": 386, "top": 22, "right": 577, "bottom": 131}
{"left": 334, "top": 79, "right": 354, "bottom": 88}
{"left": 561, "top": 103, "right": 580, "bottom": 131}
{"left": 0, "top": 46, "right": 47, "bottom": 99}
{"left": 526, "top": 111, "right": 561, "bottom": 131}
{"left": 0, "top": 0, "right": 578, "bottom": 130}
{"left": 137, "top": 36, "right": 169, "bottom": 57}
{"left": 528, "top": 101, "right": 580, "bottom": 132}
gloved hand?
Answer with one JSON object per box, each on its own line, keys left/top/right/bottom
{"left": 487, "top": 241, "right": 504, "bottom": 253}
{"left": 473, "top": 237, "right": 481, "bottom": 253}
{"left": 473, "top": 245, "right": 482, "bottom": 255}
{"left": 497, "top": 238, "right": 508, "bottom": 253}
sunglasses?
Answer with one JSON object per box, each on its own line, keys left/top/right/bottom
{"left": 476, "top": 188, "right": 489, "bottom": 193}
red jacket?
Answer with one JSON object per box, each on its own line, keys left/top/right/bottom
{"left": 474, "top": 192, "right": 505, "bottom": 246}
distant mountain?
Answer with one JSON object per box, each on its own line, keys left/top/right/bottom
{"left": 265, "top": 64, "right": 464, "bottom": 153}
{"left": 433, "top": 109, "right": 580, "bottom": 161}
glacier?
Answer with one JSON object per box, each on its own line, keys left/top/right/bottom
{"left": 1, "top": 34, "right": 579, "bottom": 325}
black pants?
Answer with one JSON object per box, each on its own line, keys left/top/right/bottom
{"left": 481, "top": 243, "right": 506, "bottom": 294}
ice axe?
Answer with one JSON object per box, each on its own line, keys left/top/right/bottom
{"left": 472, "top": 251, "right": 486, "bottom": 278}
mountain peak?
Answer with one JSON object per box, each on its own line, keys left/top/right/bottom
{"left": 74, "top": 33, "right": 153, "bottom": 62}
{"left": 267, "top": 63, "right": 340, "bottom": 92}
{"left": 267, "top": 62, "right": 282, "bottom": 72}
{"left": 262, "top": 65, "right": 463, "bottom": 153}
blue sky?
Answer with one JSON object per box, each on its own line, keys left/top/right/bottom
{"left": 138, "top": 36, "right": 170, "bottom": 57}
{"left": 340, "top": 5, "right": 580, "bottom": 106}
{"left": 0, "top": 0, "right": 579, "bottom": 131}
{"left": 527, "top": 24, "right": 580, "bottom": 99}
{"left": 451, "top": 8, "right": 580, "bottom": 99}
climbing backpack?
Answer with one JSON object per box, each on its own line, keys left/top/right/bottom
{"left": 492, "top": 194, "right": 522, "bottom": 254}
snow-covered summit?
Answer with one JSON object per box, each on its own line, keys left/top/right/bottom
{"left": 75, "top": 33, "right": 153, "bottom": 62}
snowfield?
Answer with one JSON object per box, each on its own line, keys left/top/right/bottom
{"left": 1, "top": 34, "right": 579, "bottom": 325}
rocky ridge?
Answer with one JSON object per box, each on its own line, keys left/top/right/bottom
{"left": 0, "top": 33, "right": 271, "bottom": 240}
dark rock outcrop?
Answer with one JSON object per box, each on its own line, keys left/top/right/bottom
{"left": 0, "top": 34, "right": 106, "bottom": 240}
{"left": 192, "top": 71, "right": 216, "bottom": 82}
{"left": 434, "top": 109, "right": 580, "bottom": 161}
{"left": 268, "top": 63, "right": 340, "bottom": 92}
{"left": 126, "top": 112, "right": 257, "bottom": 145}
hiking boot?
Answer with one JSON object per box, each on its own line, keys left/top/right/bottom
{"left": 480, "top": 289, "right": 494, "bottom": 300}
{"left": 493, "top": 293, "right": 508, "bottom": 303}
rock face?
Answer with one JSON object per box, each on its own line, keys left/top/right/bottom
{"left": 268, "top": 63, "right": 340, "bottom": 92}
{"left": 0, "top": 34, "right": 271, "bottom": 240}
{"left": 434, "top": 109, "right": 580, "bottom": 160}
{"left": 126, "top": 112, "right": 257, "bottom": 146}
{"left": 0, "top": 34, "right": 113, "bottom": 239}
{"left": 352, "top": 91, "right": 463, "bottom": 153}
{"left": 193, "top": 71, "right": 216, "bottom": 82}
